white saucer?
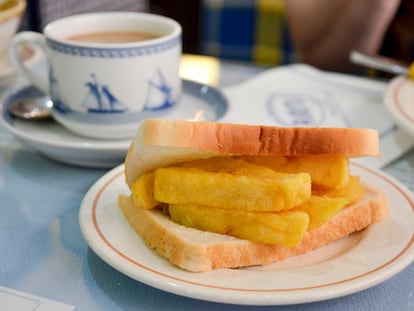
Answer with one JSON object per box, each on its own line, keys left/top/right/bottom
{"left": 0, "top": 80, "right": 228, "bottom": 167}
{"left": 384, "top": 75, "right": 414, "bottom": 139}
{"left": 0, "top": 44, "right": 43, "bottom": 87}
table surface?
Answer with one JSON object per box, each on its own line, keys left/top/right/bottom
{"left": 1, "top": 58, "right": 414, "bottom": 311}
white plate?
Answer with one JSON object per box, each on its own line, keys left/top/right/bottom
{"left": 0, "top": 80, "right": 228, "bottom": 167}
{"left": 79, "top": 163, "right": 414, "bottom": 305}
{"left": 384, "top": 75, "right": 414, "bottom": 139}
{"left": 0, "top": 44, "right": 43, "bottom": 87}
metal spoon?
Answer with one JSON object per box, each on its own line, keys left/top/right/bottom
{"left": 350, "top": 50, "right": 408, "bottom": 75}
{"left": 8, "top": 95, "right": 53, "bottom": 120}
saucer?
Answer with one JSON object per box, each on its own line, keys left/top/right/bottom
{"left": 0, "top": 44, "right": 43, "bottom": 87}
{"left": 384, "top": 76, "right": 414, "bottom": 139}
{"left": 0, "top": 80, "right": 228, "bottom": 168}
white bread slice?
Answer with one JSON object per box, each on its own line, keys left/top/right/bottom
{"left": 125, "top": 119, "right": 380, "bottom": 187}
{"left": 118, "top": 185, "right": 388, "bottom": 272}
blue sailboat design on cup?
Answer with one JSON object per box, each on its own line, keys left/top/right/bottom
{"left": 82, "top": 74, "right": 127, "bottom": 113}
{"left": 143, "top": 69, "right": 176, "bottom": 111}
{"left": 51, "top": 70, "right": 176, "bottom": 116}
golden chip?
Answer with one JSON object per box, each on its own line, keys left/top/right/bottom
{"left": 131, "top": 172, "right": 159, "bottom": 209}
{"left": 169, "top": 203, "right": 310, "bottom": 247}
{"left": 154, "top": 167, "right": 311, "bottom": 212}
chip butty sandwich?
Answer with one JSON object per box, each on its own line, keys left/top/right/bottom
{"left": 118, "top": 119, "right": 388, "bottom": 272}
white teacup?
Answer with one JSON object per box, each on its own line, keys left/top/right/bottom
{"left": 8, "top": 12, "right": 182, "bottom": 139}
{"left": 0, "top": 0, "right": 26, "bottom": 62}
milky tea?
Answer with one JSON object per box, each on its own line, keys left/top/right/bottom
{"left": 66, "top": 31, "right": 159, "bottom": 43}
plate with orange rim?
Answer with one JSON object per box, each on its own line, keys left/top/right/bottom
{"left": 79, "top": 162, "right": 414, "bottom": 306}
{"left": 384, "top": 76, "right": 414, "bottom": 139}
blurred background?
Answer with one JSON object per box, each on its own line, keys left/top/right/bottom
{"left": 19, "top": 0, "right": 292, "bottom": 66}
{"left": 17, "top": 0, "right": 414, "bottom": 74}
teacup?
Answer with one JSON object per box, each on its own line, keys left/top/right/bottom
{"left": 0, "top": 0, "right": 26, "bottom": 63}
{"left": 8, "top": 12, "right": 182, "bottom": 139}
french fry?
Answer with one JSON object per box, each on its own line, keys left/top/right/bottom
{"left": 154, "top": 167, "right": 311, "bottom": 212}
{"left": 313, "top": 175, "right": 365, "bottom": 205}
{"left": 169, "top": 203, "right": 310, "bottom": 247}
{"left": 182, "top": 156, "right": 286, "bottom": 178}
{"left": 241, "top": 155, "right": 287, "bottom": 171}
{"left": 294, "top": 176, "right": 365, "bottom": 229}
{"left": 131, "top": 172, "right": 159, "bottom": 209}
{"left": 295, "top": 196, "right": 348, "bottom": 230}
{"left": 246, "top": 155, "right": 350, "bottom": 189}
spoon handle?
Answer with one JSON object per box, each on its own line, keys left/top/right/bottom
{"left": 350, "top": 50, "right": 408, "bottom": 76}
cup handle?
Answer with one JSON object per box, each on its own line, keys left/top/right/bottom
{"left": 8, "top": 31, "right": 49, "bottom": 94}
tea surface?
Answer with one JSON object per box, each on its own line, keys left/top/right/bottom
{"left": 66, "top": 31, "right": 158, "bottom": 43}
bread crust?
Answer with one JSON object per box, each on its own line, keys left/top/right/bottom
{"left": 118, "top": 185, "right": 388, "bottom": 272}
{"left": 125, "top": 119, "right": 380, "bottom": 187}
{"left": 137, "top": 119, "right": 379, "bottom": 156}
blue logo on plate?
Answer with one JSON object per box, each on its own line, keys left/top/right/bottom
{"left": 266, "top": 92, "right": 350, "bottom": 127}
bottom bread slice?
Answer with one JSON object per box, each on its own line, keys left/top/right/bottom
{"left": 118, "top": 186, "right": 388, "bottom": 272}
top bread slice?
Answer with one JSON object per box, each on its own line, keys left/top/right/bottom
{"left": 125, "top": 119, "right": 380, "bottom": 187}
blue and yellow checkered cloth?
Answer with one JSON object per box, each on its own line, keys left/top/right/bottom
{"left": 201, "top": 0, "right": 294, "bottom": 66}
